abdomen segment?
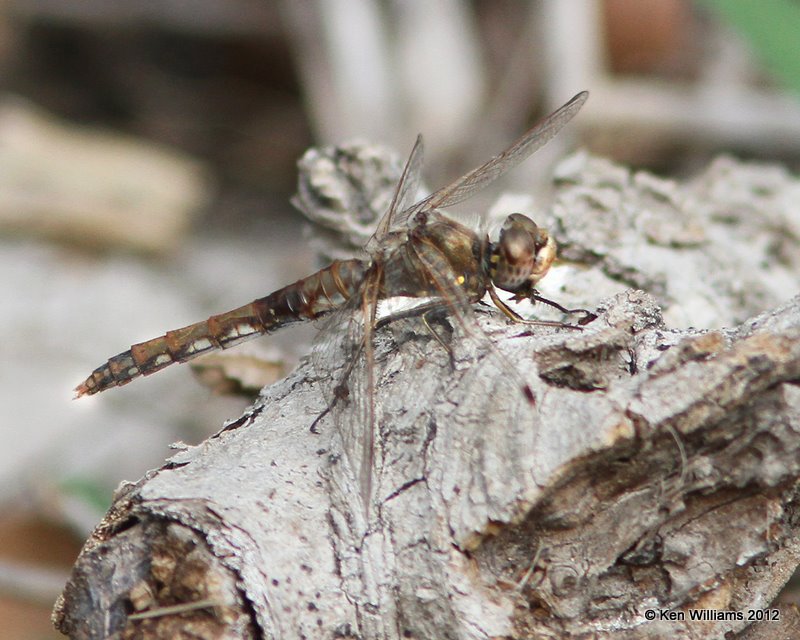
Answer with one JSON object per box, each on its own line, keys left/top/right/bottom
{"left": 75, "top": 259, "right": 367, "bottom": 397}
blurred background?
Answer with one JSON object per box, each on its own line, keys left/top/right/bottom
{"left": 1, "top": 1, "right": 799, "bottom": 636}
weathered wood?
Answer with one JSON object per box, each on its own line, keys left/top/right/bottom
{"left": 55, "top": 149, "right": 800, "bottom": 639}
{"left": 0, "top": 99, "right": 208, "bottom": 254}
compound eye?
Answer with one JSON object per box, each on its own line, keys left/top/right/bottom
{"left": 503, "top": 213, "right": 538, "bottom": 235}
{"left": 493, "top": 213, "right": 555, "bottom": 292}
{"left": 499, "top": 214, "right": 540, "bottom": 259}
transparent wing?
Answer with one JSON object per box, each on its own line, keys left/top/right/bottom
{"left": 390, "top": 90, "right": 588, "bottom": 230}
{"left": 309, "top": 270, "right": 381, "bottom": 514}
{"left": 366, "top": 134, "right": 425, "bottom": 252}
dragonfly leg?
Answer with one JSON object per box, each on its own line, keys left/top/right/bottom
{"left": 488, "top": 286, "right": 585, "bottom": 330}
{"left": 374, "top": 299, "right": 448, "bottom": 330}
{"left": 309, "top": 403, "right": 331, "bottom": 434}
{"left": 422, "top": 309, "right": 456, "bottom": 369}
{"left": 374, "top": 302, "right": 457, "bottom": 368}
{"left": 530, "top": 292, "right": 597, "bottom": 325}
{"left": 309, "top": 338, "right": 362, "bottom": 434}
{"left": 308, "top": 376, "right": 352, "bottom": 434}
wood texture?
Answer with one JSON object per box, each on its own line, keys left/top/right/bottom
{"left": 55, "top": 150, "right": 800, "bottom": 639}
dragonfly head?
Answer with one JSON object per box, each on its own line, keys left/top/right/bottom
{"left": 489, "top": 213, "right": 556, "bottom": 295}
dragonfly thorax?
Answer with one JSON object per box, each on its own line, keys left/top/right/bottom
{"left": 489, "top": 213, "right": 556, "bottom": 294}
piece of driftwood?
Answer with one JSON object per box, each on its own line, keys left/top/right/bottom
{"left": 0, "top": 98, "right": 208, "bottom": 254}
{"left": 54, "top": 148, "right": 800, "bottom": 639}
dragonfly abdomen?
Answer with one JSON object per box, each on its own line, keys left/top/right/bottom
{"left": 75, "top": 259, "right": 368, "bottom": 397}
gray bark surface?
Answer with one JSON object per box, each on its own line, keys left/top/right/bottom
{"left": 55, "top": 149, "right": 800, "bottom": 639}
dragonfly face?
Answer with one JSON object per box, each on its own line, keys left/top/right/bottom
{"left": 489, "top": 213, "right": 556, "bottom": 297}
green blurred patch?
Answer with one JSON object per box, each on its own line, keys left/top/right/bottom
{"left": 60, "top": 476, "right": 112, "bottom": 514}
{"left": 701, "top": 0, "right": 800, "bottom": 95}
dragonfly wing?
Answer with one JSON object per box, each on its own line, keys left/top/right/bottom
{"left": 391, "top": 91, "right": 588, "bottom": 229}
{"left": 310, "top": 271, "right": 380, "bottom": 514}
{"left": 366, "top": 134, "right": 425, "bottom": 251}
{"left": 310, "top": 287, "right": 366, "bottom": 408}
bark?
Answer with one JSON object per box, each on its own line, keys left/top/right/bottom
{"left": 55, "top": 149, "right": 800, "bottom": 639}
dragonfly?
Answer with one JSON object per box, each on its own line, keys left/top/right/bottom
{"left": 76, "top": 90, "right": 590, "bottom": 503}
